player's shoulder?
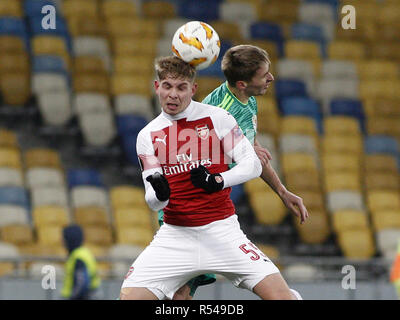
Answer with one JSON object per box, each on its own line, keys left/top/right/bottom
{"left": 137, "top": 114, "right": 166, "bottom": 139}
{"left": 193, "top": 100, "right": 232, "bottom": 119}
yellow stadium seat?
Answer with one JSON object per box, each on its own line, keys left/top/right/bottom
{"left": 367, "top": 117, "right": 400, "bottom": 138}
{"left": 142, "top": 0, "right": 176, "bottom": 19}
{"left": 281, "top": 153, "right": 317, "bottom": 174}
{"left": 284, "top": 170, "right": 321, "bottom": 191}
{"left": 256, "top": 96, "right": 280, "bottom": 136}
{"left": 367, "top": 190, "right": 400, "bottom": 212}
{"left": 111, "top": 74, "right": 153, "bottom": 97}
{"left": 331, "top": 210, "right": 369, "bottom": 233}
{"left": 323, "top": 116, "right": 361, "bottom": 137}
{"left": 0, "top": 36, "right": 25, "bottom": 54}
{"left": 337, "top": 228, "right": 375, "bottom": 259}
{"left": 194, "top": 77, "right": 224, "bottom": 102}
{"left": 378, "top": 22, "right": 400, "bottom": 42}
{"left": 328, "top": 41, "right": 366, "bottom": 61}
{"left": 285, "top": 40, "right": 321, "bottom": 59}
{"left": 0, "top": 148, "right": 21, "bottom": 168}
{"left": 112, "top": 37, "right": 158, "bottom": 56}
{"left": 237, "top": 40, "right": 279, "bottom": 61}
{"left": 322, "top": 135, "right": 363, "bottom": 156}
{"left": 359, "top": 80, "right": 400, "bottom": 100}
{"left": 254, "top": 243, "right": 280, "bottom": 261}
{"left": 67, "top": 16, "right": 105, "bottom": 37}
{"left": 365, "top": 172, "right": 399, "bottom": 191}
{"left": 257, "top": 1, "right": 299, "bottom": 24}
{"left": 113, "top": 55, "right": 155, "bottom": 75}
{"left": 74, "top": 206, "right": 109, "bottom": 227}
{"left": 323, "top": 172, "right": 361, "bottom": 193}
{"left": 114, "top": 207, "right": 152, "bottom": 229}
{"left": 73, "top": 73, "right": 109, "bottom": 94}
{"left": 0, "top": 263, "right": 16, "bottom": 277}
{"left": 0, "top": 129, "right": 18, "bottom": 148}
{"left": 110, "top": 186, "right": 147, "bottom": 210}
{"left": 322, "top": 154, "right": 360, "bottom": 174}
{"left": 24, "top": 148, "right": 62, "bottom": 169}
{"left": 101, "top": 0, "right": 137, "bottom": 18}
{"left": 31, "top": 35, "right": 68, "bottom": 57}
{"left": 370, "top": 42, "right": 400, "bottom": 61}
{"left": 294, "top": 210, "right": 330, "bottom": 244}
{"left": 244, "top": 177, "right": 272, "bottom": 194}
{"left": 116, "top": 226, "right": 154, "bottom": 247}
{"left": 73, "top": 56, "right": 107, "bottom": 74}
{"left": 209, "top": 21, "right": 243, "bottom": 42}
{"left": 82, "top": 225, "right": 114, "bottom": 247}
{"left": 364, "top": 154, "right": 398, "bottom": 174}
{"left": 0, "top": 52, "right": 29, "bottom": 73}
{"left": 371, "top": 210, "right": 400, "bottom": 231}
{"left": 33, "top": 206, "right": 69, "bottom": 228}
{"left": 0, "top": 72, "right": 31, "bottom": 105}
{"left": 377, "top": 4, "right": 400, "bottom": 25}
{"left": 363, "top": 98, "right": 400, "bottom": 119}
{"left": 249, "top": 191, "right": 287, "bottom": 225}
{"left": 294, "top": 190, "right": 324, "bottom": 211}
{"left": 105, "top": 17, "right": 159, "bottom": 39}
{"left": 0, "top": 0, "right": 22, "bottom": 17}
{"left": 62, "top": 0, "right": 99, "bottom": 19}
{"left": 280, "top": 116, "right": 318, "bottom": 137}
{"left": 37, "top": 225, "right": 63, "bottom": 246}
{"left": 356, "top": 60, "right": 399, "bottom": 81}
{"left": 0, "top": 224, "right": 34, "bottom": 246}
{"left": 335, "top": 21, "right": 377, "bottom": 42}
{"left": 18, "top": 243, "right": 66, "bottom": 257}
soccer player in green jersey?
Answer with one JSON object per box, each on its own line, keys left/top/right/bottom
{"left": 161, "top": 45, "right": 309, "bottom": 300}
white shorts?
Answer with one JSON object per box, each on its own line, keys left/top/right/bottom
{"left": 121, "top": 215, "right": 280, "bottom": 300}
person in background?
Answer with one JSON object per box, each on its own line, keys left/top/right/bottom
{"left": 61, "top": 224, "right": 101, "bottom": 300}
{"left": 390, "top": 239, "right": 400, "bottom": 299}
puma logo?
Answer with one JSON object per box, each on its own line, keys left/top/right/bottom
{"left": 155, "top": 135, "right": 167, "bottom": 145}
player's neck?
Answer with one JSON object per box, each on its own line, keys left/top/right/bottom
{"left": 227, "top": 83, "right": 249, "bottom": 104}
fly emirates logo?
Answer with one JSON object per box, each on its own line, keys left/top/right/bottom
{"left": 162, "top": 153, "right": 212, "bottom": 176}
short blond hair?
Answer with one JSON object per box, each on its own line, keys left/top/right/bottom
{"left": 154, "top": 56, "right": 196, "bottom": 82}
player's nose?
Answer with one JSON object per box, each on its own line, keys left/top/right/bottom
{"left": 267, "top": 72, "right": 274, "bottom": 82}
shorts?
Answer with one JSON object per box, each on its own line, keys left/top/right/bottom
{"left": 122, "top": 215, "right": 280, "bottom": 300}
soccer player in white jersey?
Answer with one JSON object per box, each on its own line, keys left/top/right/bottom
{"left": 120, "top": 56, "right": 301, "bottom": 300}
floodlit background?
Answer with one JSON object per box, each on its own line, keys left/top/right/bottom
{"left": 0, "top": 0, "right": 399, "bottom": 299}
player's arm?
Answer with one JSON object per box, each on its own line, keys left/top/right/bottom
{"left": 137, "top": 131, "right": 170, "bottom": 211}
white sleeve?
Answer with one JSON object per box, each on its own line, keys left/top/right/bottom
{"left": 214, "top": 111, "right": 262, "bottom": 188}
{"left": 136, "top": 130, "right": 169, "bottom": 211}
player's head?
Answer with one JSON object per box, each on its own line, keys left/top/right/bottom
{"left": 154, "top": 56, "right": 198, "bottom": 115}
{"left": 221, "top": 45, "right": 274, "bottom": 97}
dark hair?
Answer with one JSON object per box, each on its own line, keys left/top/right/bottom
{"left": 154, "top": 56, "right": 196, "bottom": 82}
{"left": 221, "top": 45, "right": 271, "bottom": 87}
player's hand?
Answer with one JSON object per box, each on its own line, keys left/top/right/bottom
{"left": 280, "top": 189, "right": 309, "bottom": 224}
{"left": 146, "top": 172, "right": 170, "bottom": 201}
{"left": 190, "top": 165, "right": 224, "bottom": 193}
{"left": 254, "top": 145, "right": 272, "bottom": 167}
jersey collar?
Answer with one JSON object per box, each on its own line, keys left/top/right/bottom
{"left": 161, "top": 100, "right": 195, "bottom": 121}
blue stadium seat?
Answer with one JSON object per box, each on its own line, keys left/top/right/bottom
{"left": 33, "top": 55, "right": 68, "bottom": 74}
{"left": 364, "top": 135, "right": 399, "bottom": 156}
{"left": 117, "top": 115, "right": 148, "bottom": 135}
{"left": 0, "top": 186, "right": 29, "bottom": 208}
{"left": 304, "top": 0, "right": 339, "bottom": 12}
{"left": 275, "top": 79, "right": 308, "bottom": 99}
{"left": 0, "top": 18, "right": 26, "bottom": 36}
{"left": 177, "top": 0, "right": 220, "bottom": 21}
{"left": 67, "top": 169, "right": 103, "bottom": 188}
{"left": 291, "top": 23, "right": 326, "bottom": 57}
{"left": 197, "top": 57, "right": 224, "bottom": 78}
{"left": 24, "top": 0, "right": 57, "bottom": 17}
{"left": 121, "top": 133, "right": 139, "bottom": 166}
{"left": 281, "top": 97, "right": 323, "bottom": 133}
{"left": 250, "top": 22, "right": 284, "bottom": 55}
{"left": 230, "top": 184, "right": 244, "bottom": 205}
{"left": 329, "top": 98, "right": 365, "bottom": 133}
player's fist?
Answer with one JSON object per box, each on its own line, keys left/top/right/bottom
{"left": 190, "top": 165, "right": 224, "bottom": 193}
{"left": 146, "top": 172, "right": 170, "bottom": 201}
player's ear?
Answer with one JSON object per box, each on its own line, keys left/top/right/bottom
{"left": 191, "top": 82, "right": 198, "bottom": 96}
{"left": 236, "top": 80, "right": 247, "bottom": 90}
{"left": 154, "top": 80, "right": 160, "bottom": 92}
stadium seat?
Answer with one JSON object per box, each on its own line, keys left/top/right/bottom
{"left": 364, "top": 135, "right": 399, "bottom": 156}
{"left": 73, "top": 55, "right": 107, "bottom": 75}
{"left": 73, "top": 93, "right": 111, "bottom": 115}
{"left": 322, "top": 135, "right": 363, "bottom": 156}
{"left": 328, "top": 41, "right": 366, "bottom": 61}
{"left": 0, "top": 148, "right": 22, "bottom": 169}
{"left": 366, "top": 117, "right": 400, "bottom": 138}
{"left": 36, "top": 225, "right": 63, "bottom": 246}
{"left": 0, "top": 129, "right": 18, "bottom": 148}
{"left": 67, "top": 169, "right": 103, "bottom": 188}
{"left": 70, "top": 186, "right": 109, "bottom": 210}
{"left": 0, "top": 168, "right": 23, "bottom": 187}
{"left": 74, "top": 206, "right": 109, "bottom": 227}
{"left": 33, "top": 205, "right": 69, "bottom": 228}
{"left": 294, "top": 190, "right": 325, "bottom": 211}
{"left": 244, "top": 177, "right": 272, "bottom": 194}
{"left": 24, "top": 148, "right": 62, "bottom": 169}
{"left": 0, "top": 187, "right": 29, "bottom": 208}
{"left": 113, "top": 55, "right": 155, "bottom": 75}
{"left": 275, "top": 79, "right": 308, "bottom": 101}
{"left": 0, "top": 52, "right": 29, "bottom": 73}
{"left": 364, "top": 154, "right": 398, "bottom": 174}
{"left": 299, "top": 2, "right": 336, "bottom": 25}
{"left": 376, "top": 229, "right": 400, "bottom": 259}
{"left": 284, "top": 170, "right": 321, "bottom": 191}
{"left": 115, "top": 225, "right": 154, "bottom": 247}
{"left": 116, "top": 115, "right": 148, "bottom": 136}
{"left": 62, "top": 0, "right": 99, "bottom": 19}
{"left": 280, "top": 116, "right": 318, "bottom": 137}
{"left": 0, "top": 17, "right": 27, "bottom": 39}
{"left": 32, "top": 55, "right": 68, "bottom": 76}
{"left": 0, "top": 0, "right": 22, "bottom": 17}
{"left": 37, "top": 91, "right": 72, "bottom": 126}
{"left": 0, "top": 205, "right": 29, "bottom": 227}
{"left": 67, "top": 16, "right": 105, "bottom": 38}
{"left": 114, "top": 94, "right": 154, "bottom": 121}
{"left": 367, "top": 190, "right": 400, "bottom": 212}
{"left": 31, "top": 35, "right": 69, "bottom": 62}
{"left": 284, "top": 40, "right": 321, "bottom": 60}
{"left": 321, "top": 60, "right": 358, "bottom": 80}
{"left": 105, "top": 17, "right": 159, "bottom": 39}
{"left": 120, "top": 133, "right": 138, "bottom": 166}
{"left": 322, "top": 154, "right": 360, "bottom": 175}
{"left": 377, "top": 3, "right": 400, "bottom": 25}
{"left": 25, "top": 168, "right": 64, "bottom": 189}
{"left": 31, "top": 186, "right": 68, "bottom": 208}
{"left": 0, "top": 35, "right": 25, "bottom": 54}
{"left": 276, "top": 59, "right": 315, "bottom": 94}
{"left": 24, "top": 0, "right": 55, "bottom": 17}
{"left": 142, "top": 0, "right": 176, "bottom": 19}
{"left": 372, "top": 210, "right": 400, "bottom": 232}
{"left": 82, "top": 225, "right": 113, "bottom": 247}
{"left": 356, "top": 60, "right": 399, "bottom": 81}
{"left": 111, "top": 74, "right": 153, "bottom": 97}
{"left": 73, "top": 73, "right": 109, "bottom": 94}
{"left": 249, "top": 22, "right": 284, "bottom": 48}
{"left": 326, "top": 191, "right": 364, "bottom": 212}
{"left": 161, "top": 17, "right": 191, "bottom": 40}
{"left": 177, "top": 0, "right": 220, "bottom": 21}
{"left": 0, "top": 242, "right": 20, "bottom": 276}
{"left": 72, "top": 36, "right": 111, "bottom": 71}
{"left": 112, "top": 37, "right": 158, "bottom": 56}
{"left": 256, "top": 96, "right": 281, "bottom": 137}
{"left": 317, "top": 80, "right": 360, "bottom": 114}
{"left": 32, "top": 73, "right": 69, "bottom": 94}
{"left": 208, "top": 21, "right": 243, "bottom": 43}
{"left": 79, "top": 111, "right": 116, "bottom": 146}
{"left": 195, "top": 77, "right": 224, "bottom": 102}
{"left": 363, "top": 99, "right": 400, "bottom": 119}
{"left": 370, "top": 42, "right": 400, "bottom": 61}
{"left": 110, "top": 186, "right": 147, "bottom": 210}
{"left": 0, "top": 224, "right": 34, "bottom": 247}
{"left": 323, "top": 116, "right": 361, "bottom": 137}
{"left": 248, "top": 191, "right": 287, "bottom": 225}
{"left": 257, "top": 1, "right": 300, "bottom": 24}
{"left": 337, "top": 228, "right": 375, "bottom": 259}
{"left": 239, "top": 39, "right": 279, "bottom": 61}
{"left": 281, "top": 153, "right": 318, "bottom": 174}
{"left": 331, "top": 209, "right": 369, "bottom": 233}
{"left": 279, "top": 134, "right": 317, "bottom": 155}
{"left": 0, "top": 72, "right": 31, "bottom": 105}
{"left": 114, "top": 207, "right": 152, "bottom": 229}
{"left": 101, "top": 0, "right": 137, "bottom": 19}
{"left": 294, "top": 210, "right": 330, "bottom": 244}
{"left": 323, "top": 172, "right": 361, "bottom": 193}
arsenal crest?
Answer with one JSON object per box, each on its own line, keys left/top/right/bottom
{"left": 195, "top": 124, "right": 209, "bottom": 140}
